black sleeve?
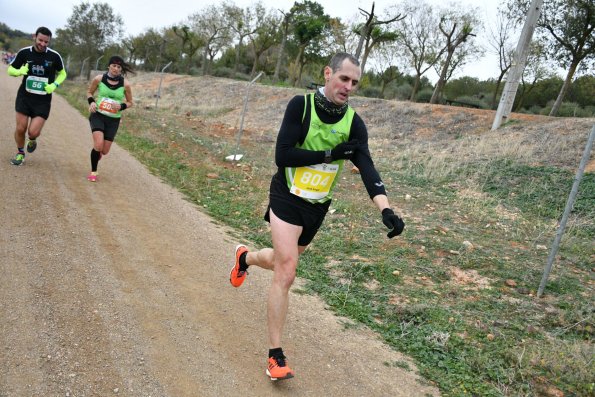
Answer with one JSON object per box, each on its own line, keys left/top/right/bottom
{"left": 275, "top": 95, "right": 326, "bottom": 167}
{"left": 54, "top": 52, "right": 65, "bottom": 72}
{"left": 10, "top": 49, "right": 27, "bottom": 69}
{"left": 349, "top": 114, "right": 388, "bottom": 199}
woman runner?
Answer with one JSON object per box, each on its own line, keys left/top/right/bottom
{"left": 86, "top": 55, "right": 134, "bottom": 182}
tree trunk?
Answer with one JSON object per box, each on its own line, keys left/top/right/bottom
{"left": 355, "top": 4, "right": 375, "bottom": 60}
{"left": 549, "top": 60, "right": 578, "bottom": 116}
{"left": 250, "top": 49, "right": 261, "bottom": 77}
{"left": 491, "top": 71, "right": 507, "bottom": 109}
{"left": 410, "top": 74, "right": 421, "bottom": 101}
{"left": 290, "top": 46, "right": 305, "bottom": 87}
{"left": 250, "top": 57, "right": 258, "bottom": 77}
{"left": 201, "top": 47, "right": 209, "bottom": 75}
{"left": 360, "top": 40, "right": 372, "bottom": 75}
{"left": 354, "top": 26, "right": 370, "bottom": 60}
{"left": 233, "top": 38, "right": 243, "bottom": 74}
{"left": 430, "top": 50, "right": 453, "bottom": 104}
{"left": 273, "top": 19, "right": 289, "bottom": 83}
{"left": 297, "top": 59, "right": 306, "bottom": 85}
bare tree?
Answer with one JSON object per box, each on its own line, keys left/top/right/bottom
{"left": 352, "top": 2, "right": 404, "bottom": 75}
{"left": 372, "top": 45, "right": 403, "bottom": 98}
{"left": 122, "top": 36, "right": 139, "bottom": 65}
{"left": 432, "top": 38, "right": 481, "bottom": 95}
{"left": 515, "top": 42, "right": 549, "bottom": 110}
{"left": 353, "top": 2, "right": 404, "bottom": 61}
{"left": 134, "top": 28, "right": 167, "bottom": 72}
{"left": 359, "top": 25, "right": 399, "bottom": 75}
{"left": 224, "top": 2, "right": 259, "bottom": 74}
{"left": 172, "top": 25, "right": 203, "bottom": 74}
{"left": 394, "top": 0, "right": 444, "bottom": 100}
{"left": 541, "top": 0, "right": 595, "bottom": 115}
{"left": 189, "top": 5, "right": 231, "bottom": 75}
{"left": 247, "top": 5, "right": 281, "bottom": 77}
{"left": 273, "top": 10, "right": 292, "bottom": 83}
{"left": 429, "top": 5, "right": 481, "bottom": 104}
{"left": 507, "top": 0, "right": 595, "bottom": 116}
{"left": 327, "top": 16, "right": 355, "bottom": 54}
{"left": 486, "top": 8, "right": 517, "bottom": 108}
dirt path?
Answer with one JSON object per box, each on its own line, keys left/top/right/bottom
{"left": 0, "top": 65, "right": 439, "bottom": 397}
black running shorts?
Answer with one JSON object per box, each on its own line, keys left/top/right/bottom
{"left": 15, "top": 92, "right": 51, "bottom": 119}
{"left": 265, "top": 173, "right": 330, "bottom": 246}
{"left": 89, "top": 112, "right": 121, "bottom": 141}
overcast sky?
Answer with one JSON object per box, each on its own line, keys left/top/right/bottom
{"left": 1, "top": 0, "right": 506, "bottom": 81}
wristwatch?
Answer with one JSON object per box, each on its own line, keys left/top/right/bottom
{"left": 324, "top": 149, "right": 332, "bottom": 163}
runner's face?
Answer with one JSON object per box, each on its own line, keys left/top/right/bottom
{"left": 33, "top": 34, "right": 51, "bottom": 52}
{"left": 323, "top": 59, "right": 361, "bottom": 106}
{"left": 108, "top": 63, "right": 122, "bottom": 76}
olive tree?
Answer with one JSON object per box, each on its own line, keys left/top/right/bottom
{"left": 430, "top": 4, "right": 482, "bottom": 104}
{"left": 54, "top": 1, "right": 124, "bottom": 71}
{"left": 507, "top": 0, "right": 595, "bottom": 116}
{"left": 394, "top": 0, "right": 445, "bottom": 100}
{"left": 288, "top": 0, "right": 330, "bottom": 86}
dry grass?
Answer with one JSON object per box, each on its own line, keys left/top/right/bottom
{"left": 61, "top": 73, "right": 594, "bottom": 396}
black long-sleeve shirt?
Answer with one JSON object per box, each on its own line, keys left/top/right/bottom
{"left": 273, "top": 94, "right": 387, "bottom": 201}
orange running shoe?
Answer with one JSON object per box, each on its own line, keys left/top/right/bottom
{"left": 266, "top": 355, "right": 294, "bottom": 381}
{"left": 229, "top": 245, "right": 248, "bottom": 287}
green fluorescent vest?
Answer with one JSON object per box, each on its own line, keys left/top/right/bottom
{"left": 97, "top": 75, "right": 125, "bottom": 118}
{"left": 285, "top": 94, "right": 355, "bottom": 204}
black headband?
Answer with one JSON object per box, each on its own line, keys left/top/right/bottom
{"left": 108, "top": 56, "right": 124, "bottom": 66}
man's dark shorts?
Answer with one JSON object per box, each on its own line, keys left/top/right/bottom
{"left": 265, "top": 174, "right": 330, "bottom": 247}
{"left": 15, "top": 92, "right": 51, "bottom": 120}
{"left": 89, "top": 112, "right": 121, "bottom": 141}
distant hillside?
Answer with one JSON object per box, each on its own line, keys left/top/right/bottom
{"left": 0, "top": 22, "right": 28, "bottom": 38}
{"left": 0, "top": 22, "right": 30, "bottom": 52}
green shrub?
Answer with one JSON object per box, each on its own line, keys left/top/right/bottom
{"left": 359, "top": 86, "right": 382, "bottom": 98}
{"left": 188, "top": 67, "right": 202, "bottom": 76}
{"left": 212, "top": 67, "right": 235, "bottom": 79}
{"left": 414, "top": 88, "right": 434, "bottom": 103}
{"left": 540, "top": 101, "right": 594, "bottom": 117}
{"left": 454, "top": 95, "right": 490, "bottom": 109}
{"left": 394, "top": 83, "right": 413, "bottom": 100}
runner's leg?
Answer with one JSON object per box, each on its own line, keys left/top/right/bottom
{"left": 101, "top": 140, "right": 113, "bottom": 155}
{"left": 90, "top": 131, "right": 104, "bottom": 173}
{"left": 26, "top": 116, "right": 46, "bottom": 140}
{"left": 266, "top": 209, "right": 305, "bottom": 349}
{"left": 14, "top": 113, "right": 28, "bottom": 148}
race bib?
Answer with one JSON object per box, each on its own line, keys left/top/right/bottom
{"left": 25, "top": 76, "right": 48, "bottom": 95}
{"left": 98, "top": 98, "right": 119, "bottom": 115}
{"left": 290, "top": 163, "right": 338, "bottom": 200}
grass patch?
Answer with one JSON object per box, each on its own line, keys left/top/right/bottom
{"left": 60, "top": 79, "right": 594, "bottom": 396}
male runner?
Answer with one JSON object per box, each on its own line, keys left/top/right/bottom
{"left": 8, "top": 26, "right": 66, "bottom": 165}
{"left": 229, "top": 52, "right": 405, "bottom": 381}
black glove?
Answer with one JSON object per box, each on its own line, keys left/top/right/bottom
{"left": 331, "top": 139, "right": 359, "bottom": 161}
{"left": 382, "top": 208, "right": 405, "bottom": 238}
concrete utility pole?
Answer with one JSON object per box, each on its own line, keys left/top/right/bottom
{"left": 537, "top": 125, "right": 595, "bottom": 298}
{"left": 492, "top": 0, "right": 543, "bottom": 130}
